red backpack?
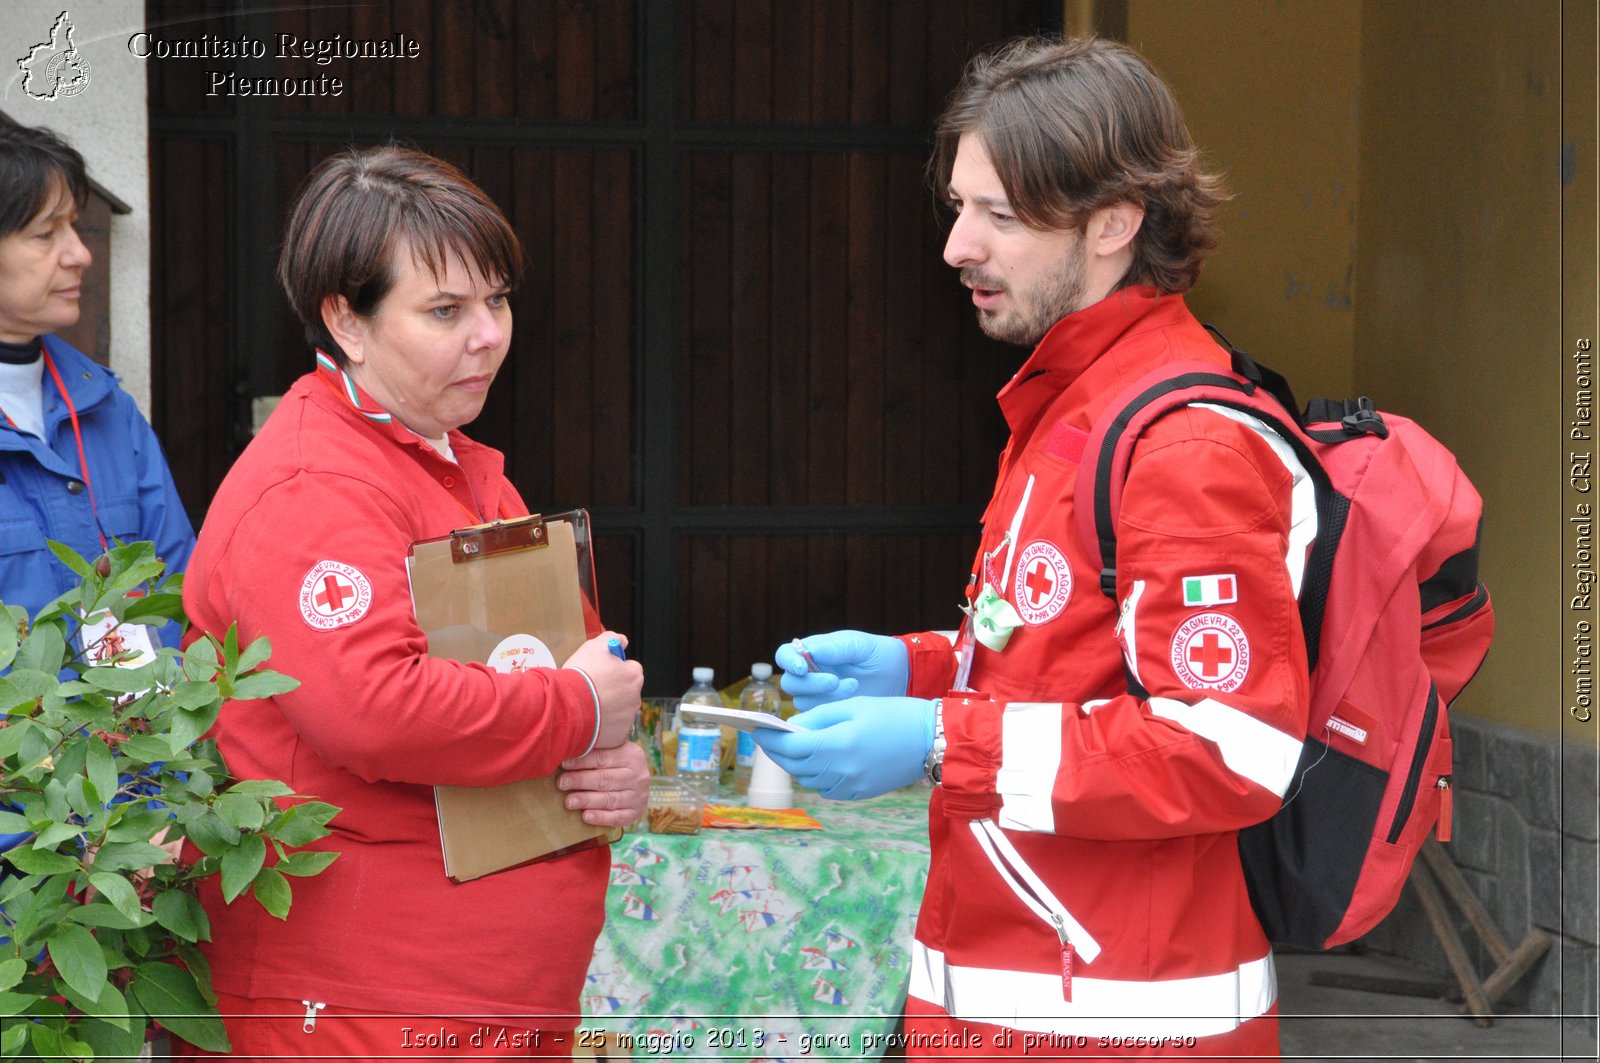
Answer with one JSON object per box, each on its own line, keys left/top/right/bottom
{"left": 1075, "top": 336, "right": 1495, "bottom": 950}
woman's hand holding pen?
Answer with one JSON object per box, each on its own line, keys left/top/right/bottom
{"left": 564, "top": 631, "right": 643, "bottom": 749}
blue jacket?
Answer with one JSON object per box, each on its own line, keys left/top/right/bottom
{"left": 0, "top": 335, "right": 195, "bottom": 630}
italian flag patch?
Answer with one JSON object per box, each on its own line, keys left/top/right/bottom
{"left": 1183, "top": 574, "right": 1237, "bottom": 608}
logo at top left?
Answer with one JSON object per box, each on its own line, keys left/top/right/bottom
{"left": 16, "top": 11, "right": 92, "bottom": 101}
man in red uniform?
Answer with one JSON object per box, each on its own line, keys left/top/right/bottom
{"left": 755, "top": 37, "right": 1309, "bottom": 1060}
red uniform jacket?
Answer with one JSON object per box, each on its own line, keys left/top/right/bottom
{"left": 902, "top": 289, "right": 1312, "bottom": 1050}
{"left": 182, "top": 361, "right": 606, "bottom": 1019}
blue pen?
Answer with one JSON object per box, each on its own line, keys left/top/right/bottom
{"left": 607, "top": 637, "right": 627, "bottom": 661}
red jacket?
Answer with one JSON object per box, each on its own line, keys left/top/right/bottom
{"left": 902, "top": 290, "right": 1311, "bottom": 1048}
{"left": 182, "top": 360, "right": 606, "bottom": 1018}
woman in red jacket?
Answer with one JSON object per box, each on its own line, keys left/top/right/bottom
{"left": 174, "top": 147, "right": 647, "bottom": 1058}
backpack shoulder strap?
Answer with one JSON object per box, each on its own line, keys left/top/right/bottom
{"left": 1074, "top": 352, "right": 1341, "bottom": 667}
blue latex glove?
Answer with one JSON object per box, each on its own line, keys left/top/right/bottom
{"left": 774, "top": 630, "right": 909, "bottom": 711}
{"left": 752, "top": 696, "right": 934, "bottom": 800}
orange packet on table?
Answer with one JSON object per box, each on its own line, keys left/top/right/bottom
{"left": 701, "top": 805, "right": 823, "bottom": 831}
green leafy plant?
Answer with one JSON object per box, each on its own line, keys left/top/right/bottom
{"left": 0, "top": 541, "right": 339, "bottom": 1059}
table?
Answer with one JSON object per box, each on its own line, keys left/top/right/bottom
{"left": 578, "top": 787, "right": 932, "bottom": 1061}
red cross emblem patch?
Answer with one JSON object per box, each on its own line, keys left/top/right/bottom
{"left": 299, "top": 560, "right": 374, "bottom": 630}
{"left": 1012, "top": 540, "right": 1073, "bottom": 626}
{"left": 1169, "top": 612, "right": 1251, "bottom": 692}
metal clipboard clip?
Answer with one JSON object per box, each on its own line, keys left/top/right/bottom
{"left": 449, "top": 515, "right": 550, "bottom": 564}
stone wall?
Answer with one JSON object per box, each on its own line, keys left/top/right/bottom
{"left": 1358, "top": 716, "right": 1597, "bottom": 1047}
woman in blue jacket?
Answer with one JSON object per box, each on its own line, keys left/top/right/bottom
{"left": 0, "top": 122, "right": 194, "bottom": 625}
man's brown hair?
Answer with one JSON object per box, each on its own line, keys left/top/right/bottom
{"left": 278, "top": 146, "right": 523, "bottom": 364}
{"left": 932, "top": 36, "right": 1227, "bottom": 294}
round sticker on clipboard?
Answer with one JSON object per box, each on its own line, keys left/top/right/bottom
{"left": 488, "top": 633, "right": 558, "bottom": 674}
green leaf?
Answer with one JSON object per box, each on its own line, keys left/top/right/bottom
{"left": 228, "top": 671, "right": 300, "bottom": 700}
{"left": 86, "top": 738, "right": 118, "bottom": 813}
{"left": 25, "top": 1023, "right": 68, "bottom": 1062}
{"left": 275, "top": 850, "right": 339, "bottom": 878}
{"left": 0, "top": 989, "right": 45, "bottom": 1019}
{"left": 236, "top": 636, "right": 273, "bottom": 674}
{"left": 59, "top": 977, "right": 131, "bottom": 1033}
{"left": 170, "top": 703, "right": 221, "bottom": 750}
{"left": 46, "top": 922, "right": 108, "bottom": 1002}
{"left": 220, "top": 833, "right": 266, "bottom": 903}
{"left": 213, "top": 792, "right": 266, "bottom": 831}
{"left": 4, "top": 846, "right": 80, "bottom": 875}
{"left": 120, "top": 590, "right": 183, "bottom": 625}
{"left": 0, "top": 718, "right": 32, "bottom": 760}
{"left": 79, "top": 1012, "right": 149, "bottom": 1061}
{"left": 130, "top": 962, "right": 230, "bottom": 1053}
{"left": 153, "top": 889, "right": 211, "bottom": 944}
{"left": 171, "top": 679, "right": 221, "bottom": 712}
{"left": 0, "top": 1017, "right": 27, "bottom": 1055}
{"left": 32, "top": 821, "right": 84, "bottom": 849}
{"left": 88, "top": 872, "right": 145, "bottom": 922}
{"left": 251, "top": 867, "right": 292, "bottom": 919}
{"left": 0, "top": 809, "right": 31, "bottom": 834}
{"left": 172, "top": 943, "right": 217, "bottom": 1006}
{"left": 83, "top": 841, "right": 173, "bottom": 875}
{"left": 46, "top": 540, "right": 95, "bottom": 581}
{"left": 0, "top": 606, "right": 17, "bottom": 671}
{"left": 181, "top": 638, "right": 220, "bottom": 682}
{"left": 270, "top": 801, "right": 340, "bottom": 846}
{"left": 65, "top": 901, "right": 151, "bottom": 931}
{"left": 225, "top": 779, "right": 294, "bottom": 799}
{"left": 16, "top": 620, "right": 67, "bottom": 676}
{"left": 118, "top": 734, "right": 178, "bottom": 764}
{"left": 81, "top": 665, "right": 158, "bottom": 695}
{"left": 0, "top": 959, "right": 24, "bottom": 992}
{"left": 183, "top": 811, "right": 241, "bottom": 856}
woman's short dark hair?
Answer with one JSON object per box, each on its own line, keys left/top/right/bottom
{"left": 0, "top": 122, "right": 90, "bottom": 240}
{"left": 931, "top": 36, "right": 1228, "bottom": 295}
{"left": 278, "top": 146, "right": 523, "bottom": 364}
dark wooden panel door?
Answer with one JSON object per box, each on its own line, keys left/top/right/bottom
{"left": 148, "top": 0, "right": 1059, "bottom": 690}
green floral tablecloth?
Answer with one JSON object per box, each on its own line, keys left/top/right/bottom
{"left": 579, "top": 787, "right": 932, "bottom": 1061}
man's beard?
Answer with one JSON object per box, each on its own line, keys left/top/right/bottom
{"left": 968, "top": 248, "right": 1088, "bottom": 347}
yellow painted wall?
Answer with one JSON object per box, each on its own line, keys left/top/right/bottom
{"left": 1127, "top": 0, "right": 1362, "bottom": 401}
{"left": 1351, "top": 2, "right": 1562, "bottom": 734}
{"left": 1117, "top": 1, "right": 1566, "bottom": 734}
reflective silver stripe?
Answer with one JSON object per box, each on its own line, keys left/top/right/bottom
{"left": 996, "top": 474, "right": 1035, "bottom": 594}
{"left": 997, "top": 702, "right": 1063, "bottom": 832}
{"left": 1116, "top": 579, "right": 1146, "bottom": 684}
{"left": 969, "top": 820, "right": 1100, "bottom": 960}
{"left": 908, "top": 940, "right": 1276, "bottom": 1039}
{"left": 1190, "top": 402, "right": 1316, "bottom": 598}
{"left": 1148, "top": 696, "right": 1303, "bottom": 796}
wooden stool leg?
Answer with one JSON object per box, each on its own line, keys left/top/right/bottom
{"left": 1409, "top": 859, "right": 1496, "bottom": 1027}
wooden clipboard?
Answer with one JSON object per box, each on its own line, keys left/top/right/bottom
{"left": 406, "top": 511, "right": 619, "bottom": 883}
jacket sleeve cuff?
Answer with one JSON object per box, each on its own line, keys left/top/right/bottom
{"left": 899, "top": 632, "right": 958, "bottom": 699}
{"left": 938, "top": 691, "right": 1004, "bottom": 820}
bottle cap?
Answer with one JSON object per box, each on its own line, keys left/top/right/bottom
{"left": 751, "top": 662, "right": 772, "bottom": 681}
{"left": 693, "top": 666, "right": 714, "bottom": 683}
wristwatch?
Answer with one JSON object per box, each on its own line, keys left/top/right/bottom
{"left": 922, "top": 698, "right": 946, "bottom": 786}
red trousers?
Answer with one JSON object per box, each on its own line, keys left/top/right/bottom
{"left": 902, "top": 998, "right": 1280, "bottom": 1061}
{"left": 168, "top": 993, "right": 580, "bottom": 1060}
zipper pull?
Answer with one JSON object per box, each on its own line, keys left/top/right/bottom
{"left": 301, "top": 1000, "right": 325, "bottom": 1034}
{"left": 1050, "top": 913, "right": 1075, "bottom": 1003}
{"left": 1436, "top": 777, "right": 1453, "bottom": 843}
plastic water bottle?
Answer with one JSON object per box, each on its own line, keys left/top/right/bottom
{"left": 677, "top": 667, "right": 722, "bottom": 797}
{"left": 734, "top": 663, "right": 780, "bottom": 794}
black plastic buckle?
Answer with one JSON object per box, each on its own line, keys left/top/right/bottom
{"left": 1100, "top": 567, "right": 1118, "bottom": 598}
{"left": 1341, "top": 397, "right": 1388, "bottom": 438}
